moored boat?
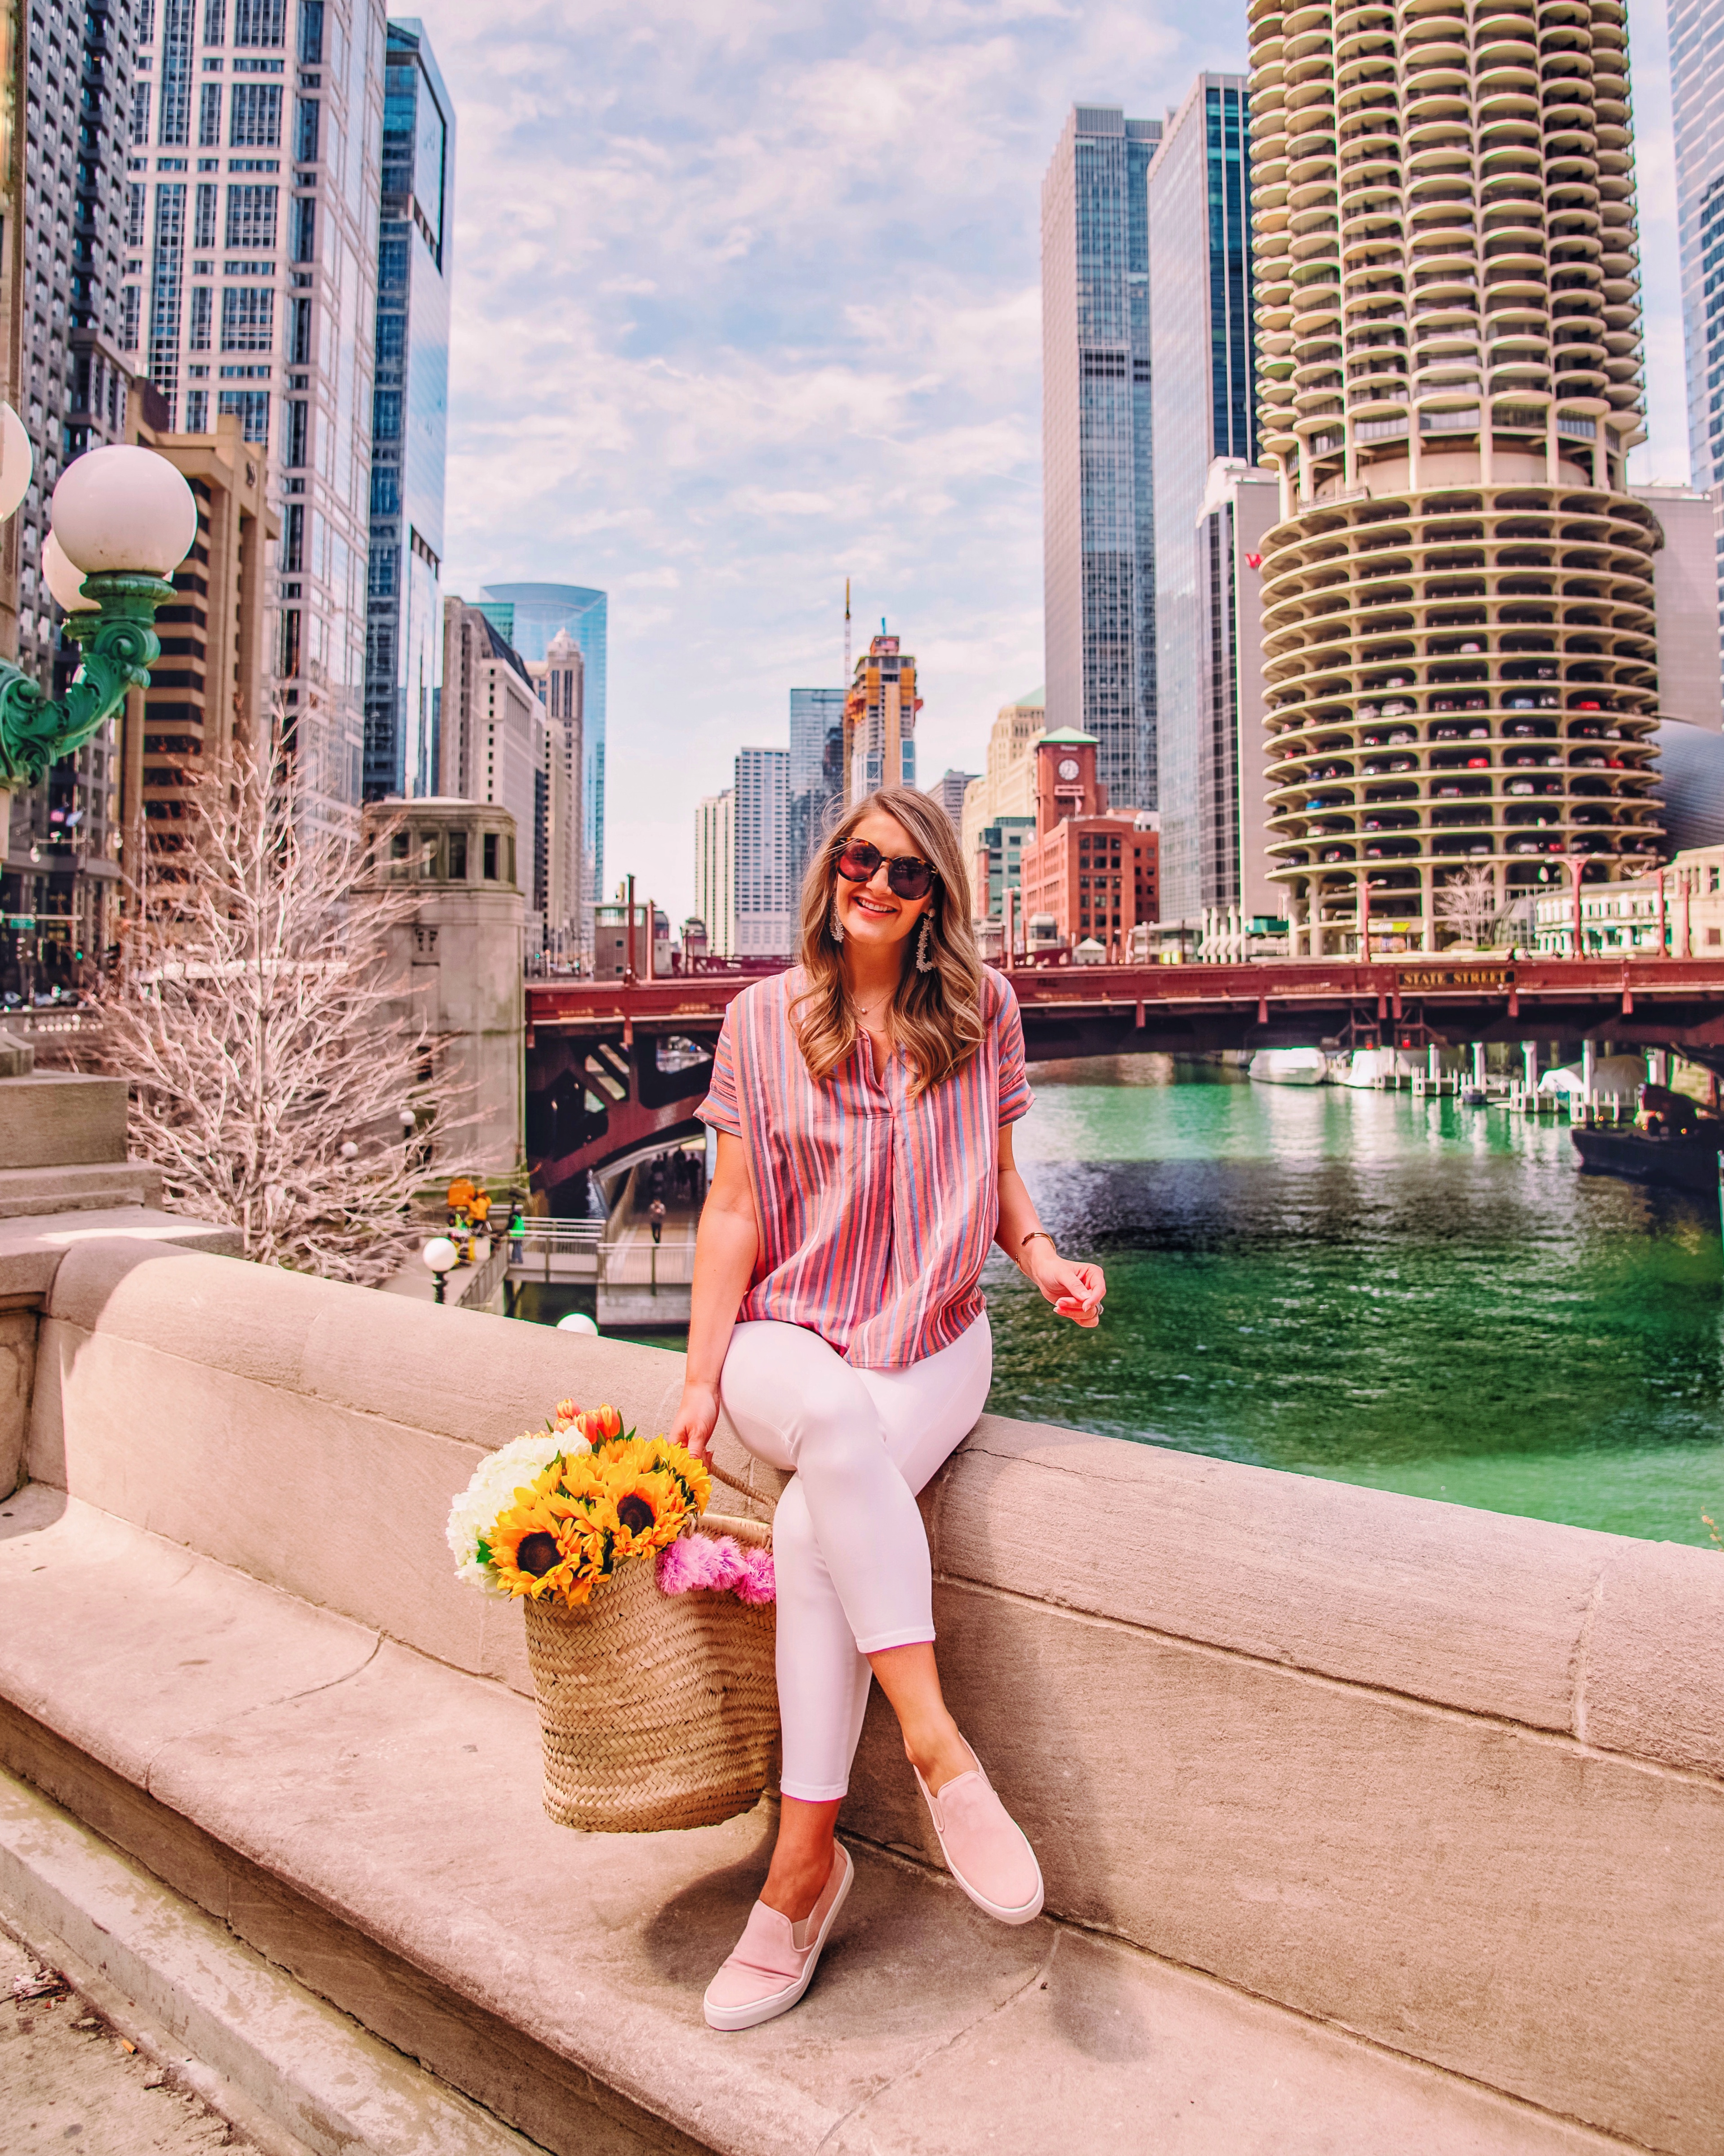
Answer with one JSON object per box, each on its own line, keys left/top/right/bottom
{"left": 1249, "top": 1047, "right": 1330, "bottom": 1086}
{"left": 1571, "top": 1085, "right": 1724, "bottom": 1196}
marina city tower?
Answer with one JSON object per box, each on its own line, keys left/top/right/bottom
{"left": 1247, "top": 0, "right": 1663, "bottom": 956}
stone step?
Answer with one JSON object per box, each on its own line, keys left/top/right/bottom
{"left": 0, "top": 1161, "right": 165, "bottom": 1218}
{"left": 0, "top": 1487, "right": 1630, "bottom": 2156}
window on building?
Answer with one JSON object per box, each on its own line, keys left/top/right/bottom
{"left": 370, "top": 467, "right": 399, "bottom": 515}
{"left": 202, "top": 0, "right": 224, "bottom": 40}
{"left": 184, "top": 388, "right": 208, "bottom": 431}
{"left": 483, "top": 831, "right": 498, "bottom": 880}
{"left": 193, "top": 183, "right": 217, "bottom": 247}
{"left": 189, "top": 285, "right": 211, "bottom": 348}
{"left": 121, "top": 288, "right": 141, "bottom": 349}
{"left": 131, "top": 82, "right": 152, "bottom": 145}
{"left": 233, "top": 0, "right": 284, "bottom": 46}
{"left": 289, "top": 294, "right": 311, "bottom": 363}
{"left": 224, "top": 183, "right": 276, "bottom": 249}
{"left": 217, "top": 386, "right": 268, "bottom": 441}
{"left": 290, "top": 195, "right": 315, "bottom": 262}
{"left": 375, "top": 312, "right": 404, "bottom": 362}
{"left": 219, "top": 283, "right": 273, "bottom": 349}
{"left": 229, "top": 82, "right": 281, "bottom": 146}
{"left": 297, "top": 0, "right": 324, "bottom": 62}
{"left": 283, "top": 501, "right": 303, "bottom": 571}
{"left": 294, "top": 96, "right": 319, "bottom": 162}
{"left": 372, "top": 388, "right": 400, "bottom": 440}
{"left": 198, "top": 81, "right": 222, "bottom": 146}
{"left": 127, "top": 183, "right": 147, "bottom": 247}
{"left": 282, "top": 398, "right": 306, "bottom": 465}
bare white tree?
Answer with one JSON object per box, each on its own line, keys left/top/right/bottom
{"left": 1436, "top": 863, "right": 1506, "bottom": 948}
{"left": 85, "top": 714, "right": 471, "bottom": 1283}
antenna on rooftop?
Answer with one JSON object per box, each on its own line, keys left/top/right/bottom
{"left": 844, "top": 577, "right": 851, "bottom": 683}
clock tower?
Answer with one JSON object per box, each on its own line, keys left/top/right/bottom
{"left": 1034, "top": 728, "right": 1106, "bottom": 834}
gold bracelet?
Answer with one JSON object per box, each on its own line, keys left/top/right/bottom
{"left": 1020, "top": 1230, "right": 1056, "bottom": 1256}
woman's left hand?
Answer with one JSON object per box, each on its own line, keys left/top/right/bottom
{"left": 1028, "top": 1247, "right": 1105, "bottom": 1328}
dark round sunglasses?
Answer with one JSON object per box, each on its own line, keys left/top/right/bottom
{"left": 833, "top": 839, "right": 938, "bottom": 901}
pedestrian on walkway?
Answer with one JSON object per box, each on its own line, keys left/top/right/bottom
{"left": 671, "top": 786, "right": 1105, "bottom": 2031}
{"left": 648, "top": 1197, "right": 666, "bottom": 1245}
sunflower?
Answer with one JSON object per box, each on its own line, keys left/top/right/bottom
{"left": 487, "top": 1497, "right": 593, "bottom": 1603}
{"left": 598, "top": 1464, "right": 692, "bottom": 1557}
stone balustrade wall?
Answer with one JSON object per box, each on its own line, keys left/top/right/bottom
{"left": 13, "top": 1235, "right": 1724, "bottom": 2153}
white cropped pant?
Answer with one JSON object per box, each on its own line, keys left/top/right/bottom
{"left": 718, "top": 1314, "right": 992, "bottom": 1802}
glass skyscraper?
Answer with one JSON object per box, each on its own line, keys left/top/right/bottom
{"left": 1669, "top": 0, "right": 1724, "bottom": 669}
{"left": 1041, "top": 105, "right": 1162, "bottom": 811}
{"left": 481, "top": 583, "right": 608, "bottom": 927}
{"left": 120, "top": 0, "right": 389, "bottom": 831}
{"left": 1148, "top": 75, "right": 1255, "bottom": 922}
{"left": 362, "top": 17, "right": 452, "bottom": 803}
{"left": 788, "top": 685, "right": 844, "bottom": 883}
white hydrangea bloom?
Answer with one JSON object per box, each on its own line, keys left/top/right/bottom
{"left": 445, "top": 1427, "right": 593, "bottom": 1593}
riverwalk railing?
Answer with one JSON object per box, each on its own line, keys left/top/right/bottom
{"left": 504, "top": 1218, "right": 604, "bottom": 1284}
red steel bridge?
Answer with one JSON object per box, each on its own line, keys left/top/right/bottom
{"left": 525, "top": 956, "right": 1724, "bottom": 1203}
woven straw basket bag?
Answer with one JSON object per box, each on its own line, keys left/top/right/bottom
{"left": 521, "top": 1466, "right": 777, "bottom": 1834}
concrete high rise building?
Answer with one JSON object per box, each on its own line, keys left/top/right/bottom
{"left": 929, "top": 768, "right": 976, "bottom": 832}
{"left": 788, "top": 684, "right": 844, "bottom": 882}
{"left": 439, "top": 595, "right": 545, "bottom": 946}
{"left": 1669, "top": 0, "right": 1724, "bottom": 668}
{"left": 362, "top": 17, "right": 451, "bottom": 805}
{"left": 119, "top": 0, "right": 388, "bottom": 833}
{"left": 843, "top": 631, "right": 918, "bottom": 803}
{"left": 693, "top": 786, "right": 734, "bottom": 959}
{"left": 1193, "top": 458, "right": 1279, "bottom": 924}
{"left": 1248, "top": 0, "right": 1663, "bottom": 956}
{"left": 734, "top": 746, "right": 792, "bottom": 956}
{"left": 480, "top": 583, "right": 607, "bottom": 942}
{"left": 1, "top": 0, "right": 141, "bottom": 996}
{"left": 1041, "top": 105, "right": 1162, "bottom": 810}
{"left": 526, "top": 629, "right": 584, "bottom": 962}
{"left": 1148, "top": 76, "right": 1256, "bottom": 919}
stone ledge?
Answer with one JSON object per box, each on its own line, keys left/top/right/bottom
{"left": 0, "top": 1487, "right": 1635, "bottom": 2156}
{"left": 0, "top": 1769, "right": 540, "bottom": 2156}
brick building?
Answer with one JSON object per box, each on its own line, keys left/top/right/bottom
{"left": 1017, "top": 729, "right": 1158, "bottom": 954}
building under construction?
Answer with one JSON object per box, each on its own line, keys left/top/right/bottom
{"left": 843, "top": 632, "right": 921, "bottom": 805}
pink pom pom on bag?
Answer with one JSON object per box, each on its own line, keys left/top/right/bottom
{"left": 658, "top": 1532, "right": 777, "bottom": 1606}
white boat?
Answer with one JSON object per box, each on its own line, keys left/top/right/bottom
{"left": 1249, "top": 1047, "right": 1330, "bottom": 1086}
{"left": 1537, "top": 1055, "right": 1646, "bottom": 1105}
{"left": 1341, "top": 1047, "right": 1419, "bottom": 1089}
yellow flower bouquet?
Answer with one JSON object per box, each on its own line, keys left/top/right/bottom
{"left": 448, "top": 1399, "right": 711, "bottom": 1611}
{"left": 446, "top": 1399, "right": 776, "bottom": 1834}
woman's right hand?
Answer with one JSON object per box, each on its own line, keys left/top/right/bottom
{"left": 669, "top": 1379, "right": 721, "bottom": 1461}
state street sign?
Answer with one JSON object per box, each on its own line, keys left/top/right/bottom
{"left": 1396, "top": 965, "right": 1515, "bottom": 992}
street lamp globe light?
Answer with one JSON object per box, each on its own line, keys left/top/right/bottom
{"left": 49, "top": 443, "right": 200, "bottom": 576}
{"left": 0, "top": 403, "right": 33, "bottom": 522}
{"left": 423, "top": 1235, "right": 458, "bottom": 1305}
{"left": 42, "top": 532, "right": 98, "bottom": 615}
{"left": 0, "top": 423, "right": 197, "bottom": 830}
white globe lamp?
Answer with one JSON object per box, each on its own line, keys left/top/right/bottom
{"left": 49, "top": 445, "right": 198, "bottom": 576}
{"left": 42, "top": 533, "right": 97, "bottom": 614}
{"left": 0, "top": 403, "right": 33, "bottom": 523}
{"left": 556, "top": 1311, "right": 600, "bottom": 1335}
{"left": 423, "top": 1235, "right": 459, "bottom": 1305}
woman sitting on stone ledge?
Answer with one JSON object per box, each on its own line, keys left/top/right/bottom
{"left": 671, "top": 784, "right": 1106, "bottom": 2031}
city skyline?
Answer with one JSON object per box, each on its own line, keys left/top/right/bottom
{"left": 413, "top": 0, "right": 1685, "bottom": 925}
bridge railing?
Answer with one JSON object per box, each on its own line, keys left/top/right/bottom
{"left": 504, "top": 1219, "right": 604, "bottom": 1284}
{"left": 596, "top": 1239, "right": 695, "bottom": 1290}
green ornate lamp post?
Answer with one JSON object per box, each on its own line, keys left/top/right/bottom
{"left": 0, "top": 429, "right": 198, "bottom": 838}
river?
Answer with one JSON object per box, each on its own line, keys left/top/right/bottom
{"left": 518, "top": 1058, "right": 1724, "bottom": 1549}
{"left": 987, "top": 1058, "right": 1724, "bottom": 1548}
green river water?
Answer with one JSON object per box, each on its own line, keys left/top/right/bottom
{"left": 521, "top": 1059, "right": 1724, "bottom": 1548}
{"left": 986, "top": 1058, "right": 1724, "bottom": 1548}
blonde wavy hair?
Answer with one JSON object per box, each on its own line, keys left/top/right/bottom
{"left": 791, "top": 785, "right": 985, "bottom": 1099}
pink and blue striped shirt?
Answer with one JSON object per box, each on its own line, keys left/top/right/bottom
{"left": 698, "top": 966, "right": 1033, "bottom": 1370}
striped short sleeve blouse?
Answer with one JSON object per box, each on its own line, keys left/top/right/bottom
{"left": 697, "top": 965, "right": 1033, "bottom": 1370}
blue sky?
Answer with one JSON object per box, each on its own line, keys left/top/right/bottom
{"left": 416, "top": 0, "right": 1689, "bottom": 924}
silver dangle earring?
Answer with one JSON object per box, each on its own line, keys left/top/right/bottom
{"left": 829, "top": 897, "right": 845, "bottom": 944}
{"left": 915, "top": 915, "right": 936, "bottom": 973}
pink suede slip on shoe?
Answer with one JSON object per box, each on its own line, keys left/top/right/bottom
{"left": 703, "top": 1843, "right": 855, "bottom": 2032}
{"left": 912, "top": 1746, "right": 1044, "bottom": 1925}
